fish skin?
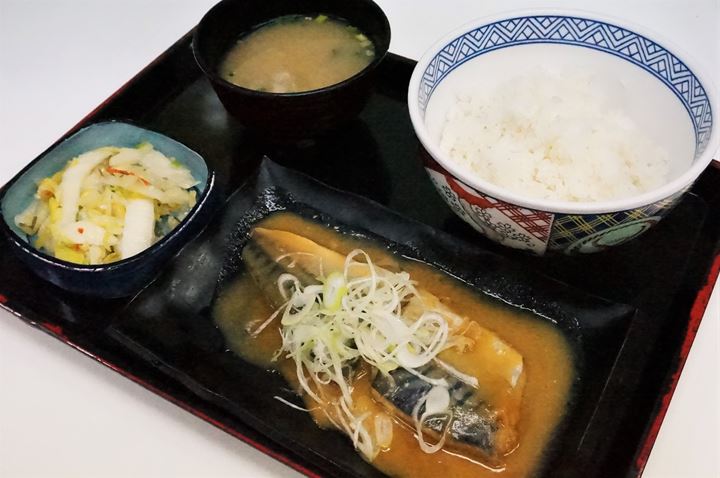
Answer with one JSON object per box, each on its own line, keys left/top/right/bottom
{"left": 372, "top": 365, "right": 502, "bottom": 455}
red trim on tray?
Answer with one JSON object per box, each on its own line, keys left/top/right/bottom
{"left": 0, "top": 294, "right": 7, "bottom": 304}
{"left": 95, "top": 357, "right": 323, "bottom": 478}
{"left": 41, "top": 322, "right": 65, "bottom": 338}
{"left": 28, "top": 322, "right": 322, "bottom": 478}
{"left": 634, "top": 252, "right": 720, "bottom": 474}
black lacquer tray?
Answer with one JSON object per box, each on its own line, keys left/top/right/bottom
{"left": 1, "top": 30, "right": 718, "bottom": 478}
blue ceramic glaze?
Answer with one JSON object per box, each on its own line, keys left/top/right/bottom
{"left": 0, "top": 121, "right": 217, "bottom": 298}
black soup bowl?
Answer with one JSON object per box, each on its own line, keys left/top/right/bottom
{"left": 193, "top": 0, "right": 391, "bottom": 141}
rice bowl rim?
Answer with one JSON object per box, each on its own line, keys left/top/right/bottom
{"left": 408, "top": 8, "right": 720, "bottom": 215}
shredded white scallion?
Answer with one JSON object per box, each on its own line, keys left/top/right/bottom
{"left": 267, "top": 248, "right": 453, "bottom": 458}
{"left": 272, "top": 395, "right": 312, "bottom": 412}
{"left": 411, "top": 386, "right": 452, "bottom": 454}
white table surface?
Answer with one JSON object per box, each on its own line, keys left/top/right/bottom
{"left": 0, "top": 1, "right": 718, "bottom": 477}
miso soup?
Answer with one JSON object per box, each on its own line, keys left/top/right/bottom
{"left": 219, "top": 14, "right": 375, "bottom": 93}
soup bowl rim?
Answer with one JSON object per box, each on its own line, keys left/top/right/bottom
{"left": 192, "top": 0, "right": 391, "bottom": 99}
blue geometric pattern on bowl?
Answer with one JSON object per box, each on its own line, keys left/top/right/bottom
{"left": 418, "top": 15, "right": 713, "bottom": 156}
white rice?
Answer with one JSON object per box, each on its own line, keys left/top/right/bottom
{"left": 438, "top": 69, "right": 670, "bottom": 202}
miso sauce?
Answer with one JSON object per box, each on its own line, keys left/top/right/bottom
{"left": 219, "top": 15, "right": 375, "bottom": 93}
{"left": 214, "top": 212, "right": 575, "bottom": 478}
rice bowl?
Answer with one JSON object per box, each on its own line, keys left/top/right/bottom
{"left": 409, "top": 12, "right": 718, "bottom": 254}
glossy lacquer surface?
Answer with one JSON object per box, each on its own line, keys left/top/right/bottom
{"left": 0, "top": 6, "right": 719, "bottom": 478}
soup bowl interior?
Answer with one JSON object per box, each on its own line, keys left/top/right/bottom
{"left": 409, "top": 13, "right": 717, "bottom": 254}
{"left": 193, "top": 0, "right": 391, "bottom": 140}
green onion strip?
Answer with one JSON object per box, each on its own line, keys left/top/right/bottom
{"left": 267, "top": 249, "right": 451, "bottom": 459}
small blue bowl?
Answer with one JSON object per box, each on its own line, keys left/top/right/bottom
{"left": 0, "top": 121, "right": 217, "bottom": 298}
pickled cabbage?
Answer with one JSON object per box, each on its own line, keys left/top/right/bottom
{"left": 14, "top": 143, "right": 199, "bottom": 265}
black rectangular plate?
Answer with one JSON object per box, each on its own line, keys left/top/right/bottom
{"left": 108, "top": 159, "right": 636, "bottom": 478}
{"left": 1, "top": 30, "right": 719, "bottom": 478}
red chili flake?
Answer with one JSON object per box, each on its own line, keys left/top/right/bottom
{"left": 78, "top": 227, "right": 85, "bottom": 234}
{"left": 106, "top": 166, "right": 150, "bottom": 186}
{"left": 107, "top": 166, "right": 130, "bottom": 176}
